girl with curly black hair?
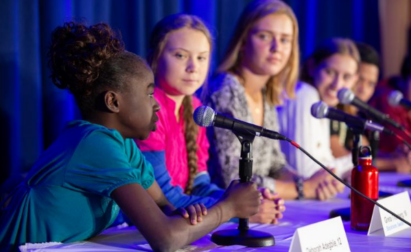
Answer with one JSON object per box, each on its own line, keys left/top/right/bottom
{"left": 0, "top": 21, "right": 261, "bottom": 252}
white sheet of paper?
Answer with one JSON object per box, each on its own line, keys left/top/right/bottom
{"left": 289, "top": 216, "right": 350, "bottom": 252}
{"left": 368, "top": 191, "right": 411, "bottom": 236}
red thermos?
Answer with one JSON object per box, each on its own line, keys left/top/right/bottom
{"left": 351, "top": 146, "right": 379, "bottom": 231}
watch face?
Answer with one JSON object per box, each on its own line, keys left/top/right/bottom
{"left": 295, "top": 178, "right": 304, "bottom": 200}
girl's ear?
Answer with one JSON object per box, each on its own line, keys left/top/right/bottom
{"left": 104, "top": 91, "right": 121, "bottom": 113}
{"left": 240, "top": 36, "right": 247, "bottom": 51}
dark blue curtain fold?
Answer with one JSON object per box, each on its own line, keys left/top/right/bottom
{"left": 0, "top": 0, "right": 380, "bottom": 188}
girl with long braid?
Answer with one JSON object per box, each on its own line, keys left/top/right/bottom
{"left": 136, "top": 14, "right": 285, "bottom": 224}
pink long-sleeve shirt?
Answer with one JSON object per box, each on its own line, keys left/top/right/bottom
{"left": 136, "top": 87, "right": 209, "bottom": 190}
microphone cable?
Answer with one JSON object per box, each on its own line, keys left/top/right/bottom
{"left": 194, "top": 105, "right": 411, "bottom": 226}
{"left": 283, "top": 137, "right": 411, "bottom": 228}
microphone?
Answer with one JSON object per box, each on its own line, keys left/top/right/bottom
{"left": 193, "top": 106, "right": 288, "bottom": 141}
{"left": 337, "top": 88, "right": 403, "bottom": 129}
{"left": 388, "top": 90, "right": 411, "bottom": 110}
{"left": 194, "top": 107, "right": 411, "bottom": 228}
{"left": 311, "top": 101, "right": 393, "bottom": 135}
{"left": 194, "top": 108, "right": 411, "bottom": 229}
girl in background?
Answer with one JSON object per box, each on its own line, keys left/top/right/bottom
{"left": 278, "top": 38, "right": 359, "bottom": 188}
{"left": 329, "top": 42, "right": 380, "bottom": 159}
{"left": 136, "top": 14, "right": 285, "bottom": 224}
{"left": 205, "top": 0, "right": 342, "bottom": 201}
{"left": 0, "top": 21, "right": 261, "bottom": 251}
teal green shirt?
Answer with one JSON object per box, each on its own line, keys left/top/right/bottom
{"left": 0, "top": 120, "right": 154, "bottom": 251}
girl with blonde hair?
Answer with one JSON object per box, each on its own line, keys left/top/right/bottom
{"left": 206, "top": 0, "right": 342, "bottom": 200}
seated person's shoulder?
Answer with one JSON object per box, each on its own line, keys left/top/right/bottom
{"left": 210, "top": 72, "right": 241, "bottom": 94}
{"left": 296, "top": 81, "right": 318, "bottom": 97}
{"left": 281, "top": 81, "right": 319, "bottom": 106}
{"left": 207, "top": 73, "right": 244, "bottom": 114}
{"left": 68, "top": 120, "right": 131, "bottom": 153}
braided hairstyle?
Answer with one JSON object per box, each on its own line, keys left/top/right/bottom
{"left": 147, "top": 14, "right": 212, "bottom": 194}
{"left": 47, "top": 22, "right": 147, "bottom": 116}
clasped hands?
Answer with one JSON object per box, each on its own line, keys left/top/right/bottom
{"left": 168, "top": 183, "right": 285, "bottom": 225}
{"left": 304, "top": 168, "right": 345, "bottom": 201}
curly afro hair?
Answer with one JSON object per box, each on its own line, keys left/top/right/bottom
{"left": 47, "top": 22, "right": 149, "bottom": 115}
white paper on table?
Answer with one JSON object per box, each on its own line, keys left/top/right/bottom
{"left": 368, "top": 191, "right": 411, "bottom": 237}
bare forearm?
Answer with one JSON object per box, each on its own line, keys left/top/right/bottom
{"left": 150, "top": 201, "right": 232, "bottom": 252}
{"left": 375, "top": 158, "right": 394, "bottom": 171}
{"left": 112, "top": 182, "right": 258, "bottom": 252}
{"left": 113, "top": 183, "right": 232, "bottom": 252}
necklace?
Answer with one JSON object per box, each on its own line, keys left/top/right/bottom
{"left": 244, "top": 91, "right": 264, "bottom": 125}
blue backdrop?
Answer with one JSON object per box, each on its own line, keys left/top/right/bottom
{"left": 0, "top": 0, "right": 380, "bottom": 189}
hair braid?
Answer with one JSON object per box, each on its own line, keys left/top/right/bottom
{"left": 182, "top": 95, "right": 199, "bottom": 195}
{"left": 146, "top": 14, "right": 211, "bottom": 194}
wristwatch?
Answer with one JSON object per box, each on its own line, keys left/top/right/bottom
{"left": 295, "top": 177, "right": 304, "bottom": 200}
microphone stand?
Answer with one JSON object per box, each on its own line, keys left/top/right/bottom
{"left": 369, "top": 131, "right": 380, "bottom": 166}
{"left": 211, "top": 133, "right": 275, "bottom": 247}
{"left": 329, "top": 126, "right": 362, "bottom": 221}
{"left": 351, "top": 126, "right": 381, "bottom": 166}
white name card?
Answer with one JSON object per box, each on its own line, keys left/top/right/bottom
{"left": 289, "top": 217, "right": 350, "bottom": 252}
{"left": 368, "top": 191, "right": 411, "bottom": 236}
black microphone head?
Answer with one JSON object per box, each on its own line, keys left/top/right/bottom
{"left": 311, "top": 101, "right": 329, "bottom": 119}
{"left": 337, "top": 88, "right": 355, "bottom": 105}
{"left": 388, "top": 90, "right": 403, "bottom": 106}
{"left": 193, "top": 106, "right": 215, "bottom": 127}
